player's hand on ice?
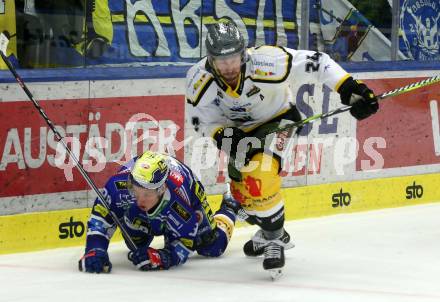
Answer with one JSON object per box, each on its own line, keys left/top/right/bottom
{"left": 338, "top": 77, "right": 379, "bottom": 120}
{"left": 128, "top": 246, "right": 171, "bottom": 271}
{"left": 78, "top": 248, "right": 112, "bottom": 273}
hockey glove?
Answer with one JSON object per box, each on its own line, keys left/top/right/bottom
{"left": 338, "top": 77, "right": 379, "bottom": 120}
{"left": 128, "top": 246, "right": 171, "bottom": 271}
{"left": 78, "top": 248, "right": 112, "bottom": 273}
{"left": 213, "top": 127, "right": 246, "bottom": 155}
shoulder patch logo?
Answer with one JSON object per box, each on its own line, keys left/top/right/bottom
{"left": 400, "top": 0, "right": 440, "bottom": 60}
{"left": 255, "top": 69, "right": 275, "bottom": 77}
{"left": 193, "top": 73, "right": 209, "bottom": 92}
{"left": 114, "top": 180, "right": 128, "bottom": 190}
{"left": 169, "top": 170, "right": 184, "bottom": 187}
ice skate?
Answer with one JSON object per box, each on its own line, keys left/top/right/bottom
{"left": 243, "top": 229, "right": 294, "bottom": 257}
{"left": 263, "top": 242, "right": 284, "bottom": 281}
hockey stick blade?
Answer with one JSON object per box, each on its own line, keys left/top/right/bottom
{"left": 0, "top": 31, "right": 10, "bottom": 55}
{"left": 265, "top": 75, "right": 440, "bottom": 137}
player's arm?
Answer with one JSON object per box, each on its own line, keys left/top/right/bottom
{"left": 128, "top": 206, "right": 198, "bottom": 271}
{"left": 290, "top": 49, "right": 379, "bottom": 120}
{"left": 185, "top": 63, "right": 231, "bottom": 138}
{"left": 78, "top": 179, "right": 119, "bottom": 273}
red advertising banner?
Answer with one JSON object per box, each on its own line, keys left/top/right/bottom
{"left": 0, "top": 96, "right": 184, "bottom": 197}
{"left": 357, "top": 77, "right": 440, "bottom": 170}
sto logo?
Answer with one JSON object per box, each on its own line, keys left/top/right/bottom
{"left": 244, "top": 176, "right": 262, "bottom": 197}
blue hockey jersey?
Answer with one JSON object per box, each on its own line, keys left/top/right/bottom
{"left": 85, "top": 156, "right": 218, "bottom": 268}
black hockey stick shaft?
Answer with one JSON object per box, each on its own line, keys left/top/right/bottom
{"left": 264, "top": 75, "right": 440, "bottom": 137}
{"left": 0, "top": 49, "right": 138, "bottom": 252}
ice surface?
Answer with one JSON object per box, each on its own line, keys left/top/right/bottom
{"left": 1, "top": 203, "right": 439, "bottom": 302}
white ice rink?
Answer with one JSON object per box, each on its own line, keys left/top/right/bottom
{"left": 1, "top": 203, "right": 439, "bottom": 302}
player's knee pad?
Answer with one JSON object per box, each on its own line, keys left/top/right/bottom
{"left": 231, "top": 152, "right": 284, "bottom": 218}
{"left": 213, "top": 213, "right": 234, "bottom": 243}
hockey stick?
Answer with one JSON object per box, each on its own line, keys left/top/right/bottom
{"left": 0, "top": 32, "right": 138, "bottom": 254}
{"left": 262, "top": 75, "right": 440, "bottom": 137}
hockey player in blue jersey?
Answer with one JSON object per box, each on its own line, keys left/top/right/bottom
{"left": 79, "top": 151, "right": 240, "bottom": 273}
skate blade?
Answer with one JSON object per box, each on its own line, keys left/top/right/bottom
{"left": 284, "top": 242, "right": 295, "bottom": 250}
{"left": 268, "top": 268, "right": 283, "bottom": 281}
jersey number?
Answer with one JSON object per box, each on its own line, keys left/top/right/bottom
{"left": 305, "top": 52, "right": 322, "bottom": 73}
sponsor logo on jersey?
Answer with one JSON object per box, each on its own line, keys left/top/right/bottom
{"left": 244, "top": 176, "right": 262, "bottom": 197}
{"left": 171, "top": 201, "right": 191, "bottom": 222}
{"left": 169, "top": 170, "right": 184, "bottom": 187}
{"left": 246, "top": 85, "right": 261, "bottom": 97}
{"left": 231, "top": 184, "right": 247, "bottom": 203}
{"left": 114, "top": 180, "right": 128, "bottom": 190}
{"left": 93, "top": 203, "right": 110, "bottom": 217}
{"left": 180, "top": 237, "right": 194, "bottom": 248}
{"left": 168, "top": 213, "right": 182, "bottom": 227}
{"left": 124, "top": 216, "right": 150, "bottom": 233}
{"left": 193, "top": 73, "right": 209, "bottom": 91}
{"left": 116, "top": 194, "right": 133, "bottom": 209}
{"left": 255, "top": 69, "right": 275, "bottom": 76}
{"left": 400, "top": 0, "right": 440, "bottom": 60}
{"left": 252, "top": 59, "right": 275, "bottom": 67}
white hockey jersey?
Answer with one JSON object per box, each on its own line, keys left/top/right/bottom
{"left": 185, "top": 46, "right": 350, "bottom": 138}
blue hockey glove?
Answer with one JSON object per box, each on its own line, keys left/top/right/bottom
{"left": 338, "top": 77, "right": 379, "bottom": 120}
{"left": 128, "top": 247, "right": 171, "bottom": 271}
{"left": 78, "top": 248, "right": 112, "bottom": 273}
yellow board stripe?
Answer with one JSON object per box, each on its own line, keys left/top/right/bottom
{"left": 1, "top": 173, "right": 439, "bottom": 254}
{"left": 111, "top": 14, "right": 297, "bottom": 30}
{"left": 0, "top": 209, "right": 122, "bottom": 255}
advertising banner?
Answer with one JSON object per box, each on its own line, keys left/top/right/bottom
{"left": 0, "top": 94, "right": 184, "bottom": 206}
{"left": 357, "top": 77, "right": 440, "bottom": 169}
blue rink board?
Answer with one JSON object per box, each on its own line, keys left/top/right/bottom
{"left": 0, "top": 60, "right": 439, "bottom": 83}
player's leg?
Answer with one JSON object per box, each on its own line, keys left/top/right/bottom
{"left": 196, "top": 194, "right": 239, "bottom": 257}
{"left": 231, "top": 152, "right": 293, "bottom": 271}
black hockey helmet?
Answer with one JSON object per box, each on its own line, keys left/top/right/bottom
{"left": 205, "top": 20, "right": 246, "bottom": 65}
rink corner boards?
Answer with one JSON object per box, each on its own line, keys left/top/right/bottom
{"left": 1, "top": 172, "right": 439, "bottom": 255}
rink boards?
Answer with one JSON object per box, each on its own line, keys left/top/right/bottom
{"left": 1, "top": 172, "right": 439, "bottom": 254}
{"left": 1, "top": 66, "right": 440, "bottom": 253}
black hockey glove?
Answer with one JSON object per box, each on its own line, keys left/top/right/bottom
{"left": 78, "top": 248, "right": 112, "bottom": 273}
{"left": 213, "top": 127, "right": 246, "bottom": 156}
{"left": 213, "top": 127, "right": 249, "bottom": 182}
{"left": 338, "top": 77, "right": 379, "bottom": 120}
{"left": 128, "top": 246, "right": 171, "bottom": 271}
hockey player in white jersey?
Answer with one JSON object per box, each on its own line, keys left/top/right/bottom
{"left": 185, "top": 20, "right": 378, "bottom": 279}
